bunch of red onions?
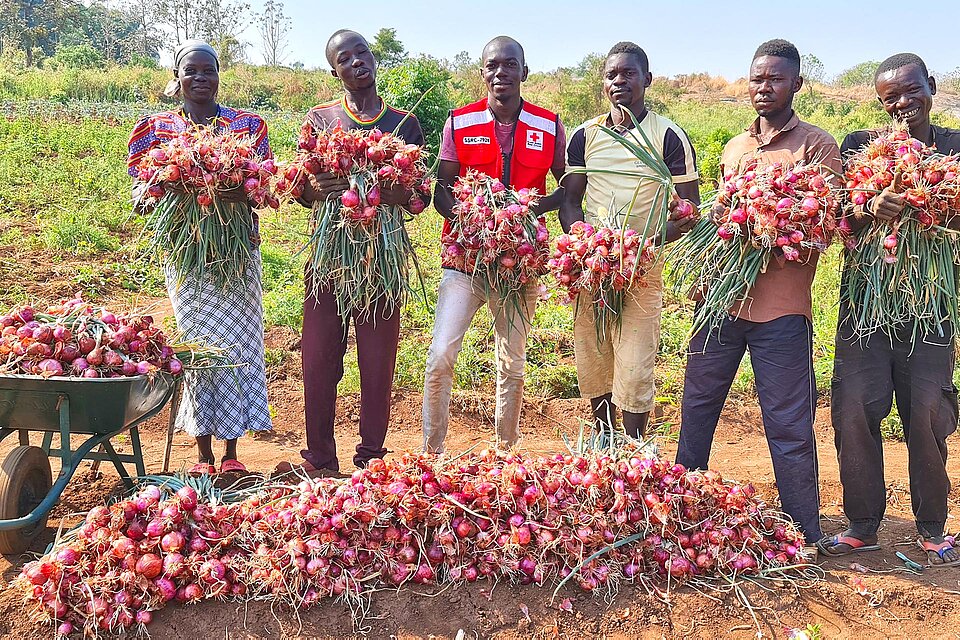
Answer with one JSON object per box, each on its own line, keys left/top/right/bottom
{"left": 713, "top": 159, "right": 840, "bottom": 261}
{"left": 0, "top": 296, "right": 182, "bottom": 378}
{"left": 549, "top": 219, "right": 657, "bottom": 343}
{"left": 274, "top": 123, "right": 431, "bottom": 220}
{"left": 272, "top": 123, "right": 432, "bottom": 325}
{"left": 840, "top": 123, "right": 960, "bottom": 340}
{"left": 669, "top": 160, "right": 840, "bottom": 337}
{"left": 17, "top": 447, "right": 806, "bottom": 636}
{"left": 441, "top": 169, "right": 549, "bottom": 316}
{"left": 845, "top": 124, "right": 960, "bottom": 259}
{"left": 134, "top": 127, "right": 279, "bottom": 210}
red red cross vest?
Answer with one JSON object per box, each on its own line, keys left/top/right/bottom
{"left": 446, "top": 98, "right": 558, "bottom": 236}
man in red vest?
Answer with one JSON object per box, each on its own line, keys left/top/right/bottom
{"left": 422, "top": 35, "right": 566, "bottom": 453}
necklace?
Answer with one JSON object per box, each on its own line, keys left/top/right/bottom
{"left": 180, "top": 104, "right": 222, "bottom": 128}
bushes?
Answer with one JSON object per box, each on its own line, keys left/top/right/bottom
{"left": 0, "top": 65, "right": 341, "bottom": 111}
{"left": 378, "top": 56, "right": 454, "bottom": 158}
{"left": 44, "top": 45, "right": 105, "bottom": 70}
{"left": 834, "top": 61, "right": 880, "bottom": 88}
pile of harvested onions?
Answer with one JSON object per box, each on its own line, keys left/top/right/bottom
{"left": 1, "top": 296, "right": 186, "bottom": 378}
{"left": 16, "top": 438, "right": 808, "bottom": 637}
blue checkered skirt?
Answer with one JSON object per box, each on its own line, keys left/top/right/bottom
{"left": 165, "top": 251, "right": 272, "bottom": 439}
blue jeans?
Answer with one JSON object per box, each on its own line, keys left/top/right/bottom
{"left": 677, "top": 314, "right": 822, "bottom": 541}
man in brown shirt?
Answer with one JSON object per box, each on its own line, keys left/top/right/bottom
{"left": 675, "top": 40, "right": 842, "bottom": 546}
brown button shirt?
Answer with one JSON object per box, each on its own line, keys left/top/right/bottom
{"left": 719, "top": 112, "right": 842, "bottom": 322}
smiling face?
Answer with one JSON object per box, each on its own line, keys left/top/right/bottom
{"left": 481, "top": 39, "right": 527, "bottom": 102}
{"left": 328, "top": 32, "right": 376, "bottom": 91}
{"left": 748, "top": 55, "right": 801, "bottom": 118}
{"left": 875, "top": 63, "right": 936, "bottom": 131}
{"left": 176, "top": 50, "right": 219, "bottom": 104}
{"left": 602, "top": 53, "right": 651, "bottom": 111}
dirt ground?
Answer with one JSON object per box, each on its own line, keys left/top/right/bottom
{"left": 3, "top": 329, "right": 960, "bottom": 639}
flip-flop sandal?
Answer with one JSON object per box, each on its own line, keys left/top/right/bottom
{"left": 220, "top": 459, "right": 247, "bottom": 473}
{"left": 816, "top": 534, "right": 881, "bottom": 557}
{"left": 189, "top": 463, "right": 216, "bottom": 475}
{"left": 919, "top": 539, "right": 960, "bottom": 568}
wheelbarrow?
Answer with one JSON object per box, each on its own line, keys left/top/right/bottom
{"left": 0, "top": 372, "right": 177, "bottom": 555}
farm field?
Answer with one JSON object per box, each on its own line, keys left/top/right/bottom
{"left": 3, "top": 66, "right": 960, "bottom": 638}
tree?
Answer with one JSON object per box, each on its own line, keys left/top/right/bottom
{"left": 835, "top": 61, "right": 880, "bottom": 88}
{"left": 62, "top": 1, "right": 147, "bottom": 64}
{"left": 801, "top": 54, "right": 824, "bottom": 84}
{"left": 378, "top": 56, "right": 453, "bottom": 158}
{"left": 117, "top": 0, "right": 163, "bottom": 63}
{"left": 449, "top": 50, "right": 475, "bottom": 73}
{"left": 370, "top": 27, "right": 405, "bottom": 68}
{"left": 1, "top": 0, "right": 72, "bottom": 66}
{"left": 199, "top": 0, "right": 250, "bottom": 67}
{"left": 149, "top": 0, "right": 249, "bottom": 66}
{"left": 257, "top": 0, "right": 289, "bottom": 66}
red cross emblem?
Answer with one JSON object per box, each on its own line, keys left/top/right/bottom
{"left": 525, "top": 129, "right": 544, "bottom": 151}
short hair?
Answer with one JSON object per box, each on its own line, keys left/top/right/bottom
{"left": 752, "top": 39, "right": 800, "bottom": 73}
{"left": 875, "top": 53, "right": 929, "bottom": 81}
{"left": 325, "top": 29, "right": 366, "bottom": 67}
{"left": 482, "top": 36, "right": 525, "bottom": 66}
{"left": 606, "top": 41, "right": 649, "bottom": 74}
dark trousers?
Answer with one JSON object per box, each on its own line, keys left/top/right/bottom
{"left": 832, "top": 314, "right": 958, "bottom": 538}
{"left": 677, "top": 314, "right": 822, "bottom": 540}
{"left": 301, "top": 289, "right": 400, "bottom": 471}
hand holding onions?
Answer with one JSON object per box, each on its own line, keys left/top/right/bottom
{"left": 273, "top": 123, "right": 431, "bottom": 323}
{"left": 441, "top": 169, "right": 550, "bottom": 322}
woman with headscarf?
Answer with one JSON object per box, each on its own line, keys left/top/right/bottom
{"left": 127, "top": 40, "right": 272, "bottom": 474}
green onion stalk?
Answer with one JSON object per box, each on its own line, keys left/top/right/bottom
{"left": 143, "top": 191, "right": 254, "bottom": 292}
{"left": 667, "top": 210, "right": 766, "bottom": 338}
{"left": 841, "top": 216, "right": 960, "bottom": 344}
{"left": 306, "top": 173, "right": 423, "bottom": 328}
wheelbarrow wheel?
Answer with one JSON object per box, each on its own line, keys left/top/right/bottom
{"left": 0, "top": 446, "right": 52, "bottom": 555}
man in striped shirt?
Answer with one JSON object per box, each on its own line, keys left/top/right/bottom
{"left": 278, "top": 29, "right": 428, "bottom": 476}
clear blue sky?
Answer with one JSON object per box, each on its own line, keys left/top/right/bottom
{"left": 244, "top": 0, "right": 960, "bottom": 81}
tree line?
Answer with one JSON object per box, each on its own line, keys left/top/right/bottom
{"left": 6, "top": 2, "right": 957, "bottom": 91}
{"left": 0, "top": 0, "right": 293, "bottom": 68}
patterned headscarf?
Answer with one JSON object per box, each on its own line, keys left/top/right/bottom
{"left": 164, "top": 40, "right": 220, "bottom": 97}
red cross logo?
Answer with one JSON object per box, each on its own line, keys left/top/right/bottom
{"left": 526, "top": 130, "right": 544, "bottom": 150}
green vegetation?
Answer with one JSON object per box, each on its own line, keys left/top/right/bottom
{"left": 1, "top": 66, "right": 959, "bottom": 410}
